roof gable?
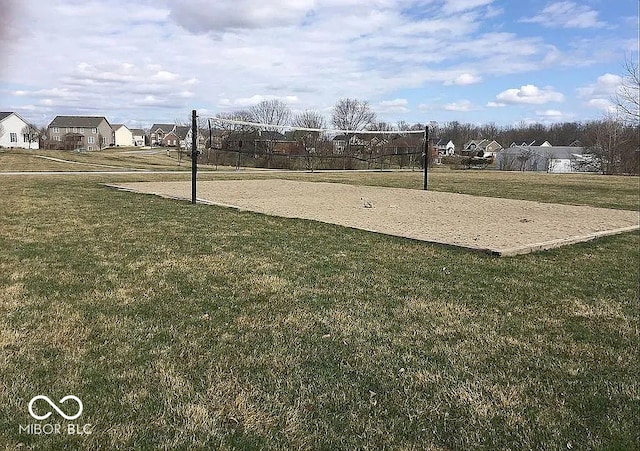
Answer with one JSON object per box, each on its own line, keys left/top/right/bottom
{"left": 151, "top": 124, "right": 175, "bottom": 133}
{"left": 1, "top": 111, "right": 32, "bottom": 125}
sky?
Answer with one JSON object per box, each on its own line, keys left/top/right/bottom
{"left": 1, "top": 0, "right": 638, "bottom": 128}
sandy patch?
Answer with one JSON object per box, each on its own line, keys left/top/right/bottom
{"left": 109, "top": 179, "right": 639, "bottom": 256}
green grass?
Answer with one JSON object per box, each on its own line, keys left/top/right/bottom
{"left": 0, "top": 166, "right": 638, "bottom": 449}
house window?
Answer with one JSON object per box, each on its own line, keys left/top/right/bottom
{"left": 10, "top": 133, "right": 17, "bottom": 142}
{"left": 73, "top": 127, "right": 77, "bottom": 133}
{"left": 53, "top": 127, "right": 60, "bottom": 133}
{"left": 66, "top": 128, "right": 70, "bottom": 133}
{"left": 92, "top": 128, "right": 97, "bottom": 134}
{"left": 88, "top": 146, "right": 93, "bottom": 151}
{"left": 24, "top": 134, "right": 29, "bottom": 142}
{"left": 88, "top": 136, "right": 95, "bottom": 144}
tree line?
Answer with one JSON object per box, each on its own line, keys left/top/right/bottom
{"left": 208, "top": 96, "right": 638, "bottom": 174}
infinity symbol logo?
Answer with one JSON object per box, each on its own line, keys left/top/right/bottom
{"left": 28, "top": 395, "right": 83, "bottom": 421}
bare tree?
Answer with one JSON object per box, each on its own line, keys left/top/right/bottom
{"left": 293, "top": 110, "right": 326, "bottom": 172}
{"left": 21, "top": 123, "right": 40, "bottom": 149}
{"left": 516, "top": 148, "right": 536, "bottom": 171}
{"left": 585, "top": 114, "right": 624, "bottom": 174}
{"left": 331, "top": 98, "right": 376, "bottom": 131}
{"left": 250, "top": 99, "right": 291, "bottom": 127}
{"left": 249, "top": 100, "right": 291, "bottom": 168}
{"left": 331, "top": 98, "right": 376, "bottom": 169}
{"left": 365, "top": 121, "right": 395, "bottom": 169}
{"left": 614, "top": 56, "right": 640, "bottom": 125}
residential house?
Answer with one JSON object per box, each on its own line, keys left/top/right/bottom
{"left": 434, "top": 138, "right": 455, "bottom": 157}
{"left": 251, "top": 130, "right": 292, "bottom": 154}
{"left": 46, "top": 116, "right": 113, "bottom": 151}
{"left": 112, "top": 124, "right": 134, "bottom": 147}
{"left": 149, "top": 124, "right": 204, "bottom": 148}
{"left": 332, "top": 134, "right": 367, "bottom": 154}
{"left": 149, "top": 124, "right": 176, "bottom": 146}
{"left": 462, "top": 139, "right": 503, "bottom": 157}
{"left": 174, "top": 126, "right": 190, "bottom": 149}
{"left": 432, "top": 138, "right": 456, "bottom": 164}
{"left": 130, "top": 129, "right": 146, "bottom": 146}
{"left": 0, "top": 112, "right": 40, "bottom": 149}
{"left": 496, "top": 145, "right": 591, "bottom": 173}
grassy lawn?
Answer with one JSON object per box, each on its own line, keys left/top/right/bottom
{"left": 0, "top": 160, "right": 638, "bottom": 449}
{"left": 0, "top": 148, "right": 196, "bottom": 172}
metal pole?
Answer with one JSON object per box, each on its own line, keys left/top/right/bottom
{"left": 208, "top": 118, "right": 212, "bottom": 165}
{"left": 423, "top": 125, "right": 429, "bottom": 190}
{"left": 191, "top": 109, "right": 197, "bottom": 204}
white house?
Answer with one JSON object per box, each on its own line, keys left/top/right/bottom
{"left": 434, "top": 138, "right": 455, "bottom": 156}
{"left": 0, "top": 112, "right": 40, "bottom": 149}
{"left": 130, "top": 128, "right": 146, "bottom": 146}
{"left": 112, "top": 124, "right": 134, "bottom": 147}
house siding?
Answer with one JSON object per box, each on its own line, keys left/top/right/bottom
{"left": 0, "top": 112, "right": 40, "bottom": 149}
{"left": 47, "top": 117, "right": 114, "bottom": 150}
{"left": 113, "top": 125, "right": 134, "bottom": 147}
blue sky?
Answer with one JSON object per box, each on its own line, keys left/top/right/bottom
{"left": 0, "top": 0, "right": 637, "bottom": 128}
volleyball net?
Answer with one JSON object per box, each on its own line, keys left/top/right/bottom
{"left": 199, "top": 116, "right": 428, "bottom": 171}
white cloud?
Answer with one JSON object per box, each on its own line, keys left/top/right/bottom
{"left": 442, "top": 0, "right": 495, "bottom": 14}
{"left": 443, "top": 100, "right": 474, "bottom": 111}
{"left": 577, "top": 73, "right": 624, "bottom": 113}
{"left": 152, "top": 71, "right": 179, "bottom": 82}
{"left": 577, "top": 73, "right": 622, "bottom": 98}
{"left": 446, "top": 73, "right": 482, "bottom": 86}
{"left": 376, "top": 98, "right": 409, "bottom": 113}
{"left": 521, "top": 1, "right": 606, "bottom": 29}
{"left": 233, "top": 95, "right": 300, "bottom": 107}
{"left": 486, "top": 101, "right": 506, "bottom": 108}
{"left": 536, "top": 109, "right": 562, "bottom": 118}
{"left": 494, "top": 84, "right": 564, "bottom": 105}
{"left": 168, "top": 0, "right": 316, "bottom": 33}
{"left": 587, "top": 98, "right": 617, "bottom": 114}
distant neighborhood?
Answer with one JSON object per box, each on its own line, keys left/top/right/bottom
{"left": 1, "top": 111, "right": 636, "bottom": 174}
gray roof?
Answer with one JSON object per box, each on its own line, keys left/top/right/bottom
{"left": 150, "top": 124, "right": 175, "bottom": 133}
{"left": 0, "top": 112, "right": 14, "bottom": 121}
{"left": 175, "top": 126, "right": 190, "bottom": 139}
{"left": 130, "top": 128, "right": 145, "bottom": 135}
{"left": 49, "top": 116, "right": 109, "bottom": 128}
